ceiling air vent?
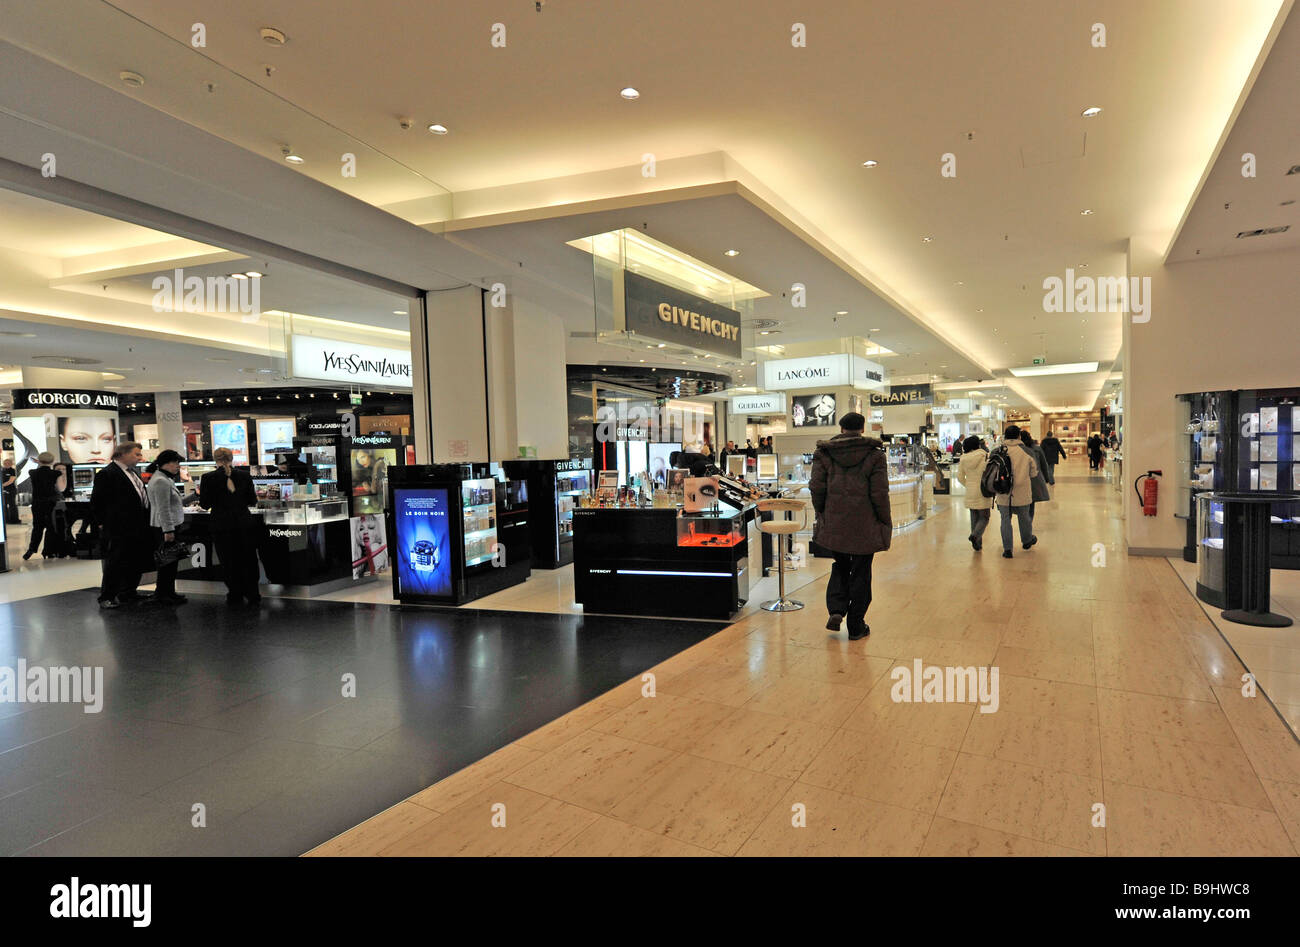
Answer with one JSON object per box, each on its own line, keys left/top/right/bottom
{"left": 1285, "top": 165, "right": 1300, "bottom": 176}
{"left": 744, "top": 319, "right": 781, "bottom": 331}
{"left": 1235, "top": 225, "right": 1291, "bottom": 239}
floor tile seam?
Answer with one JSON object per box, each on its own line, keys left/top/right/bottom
{"left": 924, "top": 814, "right": 1101, "bottom": 858}
{"left": 7, "top": 809, "right": 113, "bottom": 858}
{"left": 0, "top": 720, "right": 91, "bottom": 760}
{"left": 1100, "top": 775, "right": 1291, "bottom": 822}
{"left": 922, "top": 702, "right": 986, "bottom": 852}
{"left": 722, "top": 775, "right": 801, "bottom": 858}
{"left": 792, "top": 769, "right": 945, "bottom": 819}
{"left": 548, "top": 806, "right": 723, "bottom": 858}
{"left": 1160, "top": 555, "right": 1300, "bottom": 736}
{"left": 301, "top": 799, "right": 441, "bottom": 856}
{"left": 1210, "top": 716, "right": 1300, "bottom": 792}
{"left": 394, "top": 747, "right": 548, "bottom": 811}
{"left": 1094, "top": 754, "right": 1278, "bottom": 815}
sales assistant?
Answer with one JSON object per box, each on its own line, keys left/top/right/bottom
{"left": 657, "top": 303, "right": 740, "bottom": 342}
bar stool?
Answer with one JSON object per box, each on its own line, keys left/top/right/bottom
{"left": 757, "top": 497, "right": 807, "bottom": 611}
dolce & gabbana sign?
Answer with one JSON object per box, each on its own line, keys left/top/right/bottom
{"left": 13, "top": 389, "right": 119, "bottom": 411}
{"left": 622, "top": 271, "right": 742, "bottom": 359}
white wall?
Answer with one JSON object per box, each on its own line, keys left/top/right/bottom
{"left": 511, "top": 297, "right": 570, "bottom": 459}
{"left": 424, "top": 286, "right": 488, "bottom": 463}
{"left": 1124, "top": 238, "right": 1300, "bottom": 554}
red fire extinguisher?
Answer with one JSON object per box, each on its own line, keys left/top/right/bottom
{"left": 1135, "top": 470, "right": 1162, "bottom": 516}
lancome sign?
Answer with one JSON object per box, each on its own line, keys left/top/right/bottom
{"left": 762, "top": 355, "right": 886, "bottom": 392}
{"left": 729, "top": 393, "right": 787, "bottom": 416}
{"left": 290, "top": 336, "right": 412, "bottom": 389}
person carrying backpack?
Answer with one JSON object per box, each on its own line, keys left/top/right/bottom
{"left": 992, "top": 425, "right": 1039, "bottom": 558}
{"left": 810, "top": 412, "right": 892, "bottom": 639}
{"left": 956, "top": 435, "right": 991, "bottom": 551}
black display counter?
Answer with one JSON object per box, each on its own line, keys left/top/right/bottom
{"left": 1196, "top": 492, "right": 1298, "bottom": 626}
{"left": 387, "top": 464, "right": 530, "bottom": 606}
{"left": 176, "top": 507, "right": 370, "bottom": 597}
{"left": 572, "top": 506, "right": 753, "bottom": 620}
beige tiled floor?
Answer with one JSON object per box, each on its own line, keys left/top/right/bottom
{"left": 309, "top": 474, "right": 1300, "bottom": 856}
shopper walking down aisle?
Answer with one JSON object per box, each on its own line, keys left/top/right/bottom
{"left": 91, "top": 442, "right": 151, "bottom": 608}
{"left": 1087, "top": 434, "right": 1104, "bottom": 471}
{"left": 199, "top": 448, "right": 263, "bottom": 607}
{"left": 2, "top": 458, "right": 19, "bottom": 525}
{"left": 810, "top": 412, "right": 892, "bottom": 640}
{"left": 1020, "top": 433, "right": 1052, "bottom": 526}
{"left": 993, "top": 425, "right": 1039, "bottom": 559}
{"left": 22, "top": 452, "right": 64, "bottom": 559}
{"left": 956, "top": 435, "right": 991, "bottom": 551}
{"left": 145, "top": 450, "right": 188, "bottom": 606}
{"left": 1040, "top": 431, "right": 1066, "bottom": 484}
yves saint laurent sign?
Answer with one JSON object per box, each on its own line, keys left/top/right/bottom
{"left": 290, "top": 336, "right": 413, "bottom": 388}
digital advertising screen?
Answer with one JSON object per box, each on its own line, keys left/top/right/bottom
{"left": 210, "top": 419, "right": 250, "bottom": 465}
{"left": 393, "top": 487, "right": 453, "bottom": 599}
{"left": 257, "top": 418, "right": 297, "bottom": 464}
{"left": 791, "top": 393, "right": 837, "bottom": 428}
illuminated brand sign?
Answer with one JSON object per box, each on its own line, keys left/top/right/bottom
{"left": 763, "top": 355, "right": 850, "bottom": 390}
{"left": 291, "top": 336, "right": 412, "bottom": 388}
{"left": 622, "top": 271, "right": 742, "bottom": 359}
{"left": 14, "top": 389, "right": 119, "bottom": 410}
{"left": 556, "top": 457, "right": 591, "bottom": 472}
{"left": 869, "top": 384, "right": 933, "bottom": 406}
{"left": 729, "top": 393, "right": 787, "bottom": 416}
{"left": 267, "top": 528, "right": 304, "bottom": 538}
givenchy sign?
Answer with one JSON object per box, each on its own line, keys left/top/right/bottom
{"left": 622, "top": 271, "right": 742, "bottom": 359}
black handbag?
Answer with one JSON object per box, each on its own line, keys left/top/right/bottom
{"left": 154, "top": 538, "right": 190, "bottom": 567}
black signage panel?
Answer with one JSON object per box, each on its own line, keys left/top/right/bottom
{"left": 12, "top": 388, "right": 119, "bottom": 411}
{"left": 869, "top": 384, "right": 933, "bottom": 406}
{"left": 623, "top": 270, "right": 742, "bottom": 359}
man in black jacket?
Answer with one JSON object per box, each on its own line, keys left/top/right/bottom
{"left": 199, "top": 447, "right": 263, "bottom": 606}
{"left": 810, "top": 413, "right": 892, "bottom": 640}
{"left": 90, "top": 441, "right": 151, "bottom": 609}
{"left": 1040, "top": 431, "right": 1067, "bottom": 485}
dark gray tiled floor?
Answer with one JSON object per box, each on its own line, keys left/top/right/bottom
{"left": 0, "top": 590, "right": 725, "bottom": 856}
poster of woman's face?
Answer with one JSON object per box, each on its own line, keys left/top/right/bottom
{"left": 792, "top": 393, "right": 837, "bottom": 427}
{"left": 351, "top": 513, "right": 389, "bottom": 578}
{"left": 59, "top": 415, "right": 117, "bottom": 466}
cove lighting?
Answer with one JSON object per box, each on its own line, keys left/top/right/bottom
{"left": 1008, "top": 361, "right": 1100, "bottom": 377}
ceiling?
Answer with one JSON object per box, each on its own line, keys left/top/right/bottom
{"left": 0, "top": 0, "right": 1294, "bottom": 412}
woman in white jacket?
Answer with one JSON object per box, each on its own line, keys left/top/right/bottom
{"left": 145, "top": 449, "right": 188, "bottom": 605}
{"left": 955, "top": 435, "right": 992, "bottom": 551}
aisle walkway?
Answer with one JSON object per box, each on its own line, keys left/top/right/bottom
{"left": 314, "top": 474, "right": 1300, "bottom": 856}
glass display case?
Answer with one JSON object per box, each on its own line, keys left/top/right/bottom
{"left": 461, "top": 477, "right": 498, "bottom": 567}
{"left": 556, "top": 468, "right": 590, "bottom": 542}
{"left": 676, "top": 511, "right": 744, "bottom": 547}
{"left": 300, "top": 442, "right": 339, "bottom": 491}
{"left": 263, "top": 497, "right": 349, "bottom": 525}
{"left": 1196, "top": 493, "right": 1227, "bottom": 606}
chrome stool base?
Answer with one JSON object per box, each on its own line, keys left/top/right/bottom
{"left": 761, "top": 598, "right": 805, "bottom": 612}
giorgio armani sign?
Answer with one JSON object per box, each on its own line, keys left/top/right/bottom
{"left": 12, "top": 389, "right": 119, "bottom": 410}
{"left": 290, "top": 336, "right": 413, "bottom": 389}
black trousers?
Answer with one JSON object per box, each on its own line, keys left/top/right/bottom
{"left": 214, "top": 531, "right": 262, "bottom": 601}
{"left": 151, "top": 526, "right": 178, "bottom": 598}
{"left": 2, "top": 491, "right": 18, "bottom": 524}
{"left": 99, "top": 531, "right": 146, "bottom": 602}
{"left": 826, "top": 552, "right": 874, "bottom": 625}
{"left": 26, "top": 501, "right": 56, "bottom": 554}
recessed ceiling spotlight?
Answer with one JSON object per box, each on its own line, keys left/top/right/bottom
{"left": 427, "top": 124, "right": 448, "bottom": 135}
{"left": 1081, "top": 106, "right": 1103, "bottom": 118}
{"left": 861, "top": 160, "right": 880, "bottom": 169}
{"left": 620, "top": 87, "right": 640, "bottom": 100}
{"left": 1077, "top": 263, "right": 1089, "bottom": 268}
{"left": 119, "top": 70, "right": 145, "bottom": 88}
{"left": 836, "top": 310, "right": 848, "bottom": 315}
{"left": 260, "top": 27, "right": 287, "bottom": 46}
{"left": 1080, "top": 209, "right": 1094, "bottom": 215}
{"left": 921, "top": 236, "right": 934, "bottom": 243}
{"left": 244, "top": 271, "right": 263, "bottom": 278}
{"left": 393, "top": 310, "right": 407, "bottom": 315}
{"left": 723, "top": 249, "right": 740, "bottom": 257}
{"left": 975, "top": 308, "right": 984, "bottom": 312}
{"left": 231, "top": 273, "right": 248, "bottom": 279}
{"left": 281, "top": 146, "right": 305, "bottom": 164}
{"left": 657, "top": 343, "right": 666, "bottom": 348}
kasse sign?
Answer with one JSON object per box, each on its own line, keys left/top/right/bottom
{"left": 290, "top": 336, "right": 412, "bottom": 388}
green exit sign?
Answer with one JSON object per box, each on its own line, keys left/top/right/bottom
{"left": 349, "top": 393, "right": 363, "bottom": 406}
{"left": 1032, "top": 358, "right": 1045, "bottom": 365}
